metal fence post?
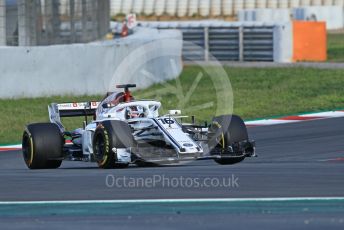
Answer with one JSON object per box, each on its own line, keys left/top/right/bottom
{"left": 70, "top": 0, "right": 75, "bottom": 43}
{"left": 18, "top": 0, "right": 37, "bottom": 46}
{"left": 81, "top": 0, "right": 87, "bottom": 42}
{"left": 35, "top": 0, "right": 42, "bottom": 45}
{"left": 97, "top": 0, "right": 107, "bottom": 38}
{"left": 0, "top": 0, "right": 6, "bottom": 45}
{"left": 104, "top": 0, "right": 110, "bottom": 34}
{"left": 238, "top": 26, "right": 244, "bottom": 62}
{"left": 204, "top": 26, "right": 209, "bottom": 61}
{"left": 91, "top": 0, "right": 97, "bottom": 40}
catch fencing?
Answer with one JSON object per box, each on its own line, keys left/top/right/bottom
{"left": 0, "top": 0, "right": 110, "bottom": 46}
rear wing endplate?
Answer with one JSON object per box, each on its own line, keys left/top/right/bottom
{"left": 48, "top": 102, "right": 100, "bottom": 131}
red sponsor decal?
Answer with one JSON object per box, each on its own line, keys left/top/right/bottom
{"left": 275, "top": 116, "right": 323, "bottom": 121}
{"left": 0, "top": 148, "right": 21, "bottom": 151}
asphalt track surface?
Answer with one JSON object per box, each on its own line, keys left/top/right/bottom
{"left": 0, "top": 117, "right": 344, "bottom": 229}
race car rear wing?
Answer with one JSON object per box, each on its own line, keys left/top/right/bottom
{"left": 48, "top": 102, "right": 100, "bottom": 131}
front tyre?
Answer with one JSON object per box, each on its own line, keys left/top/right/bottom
{"left": 22, "top": 123, "right": 63, "bottom": 169}
{"left": 93, "top": 120, "right": 134, "bottom": 169}
{"left": 209, "top": 115, "right": 248, "bottom": 165}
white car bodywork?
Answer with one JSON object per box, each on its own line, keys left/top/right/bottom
{"left": 48, "top": 91, "right": 204, "bottom": 164}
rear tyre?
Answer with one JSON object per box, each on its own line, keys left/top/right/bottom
{"left": 209, "top": 115, "right": 248, "bottom": 165}
{"left": 22, "top": 123, "right": 63, "bottom": 169}
{"left": 93, "top": 120, "right": 134, "bottom": 169}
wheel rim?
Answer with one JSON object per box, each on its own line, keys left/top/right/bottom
{"left": 22, "top": 132, "right": 33, "bottom": 165}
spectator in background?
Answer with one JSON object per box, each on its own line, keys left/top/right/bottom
{"left": 121, "top": 19, "right": 129, "bottom": 37}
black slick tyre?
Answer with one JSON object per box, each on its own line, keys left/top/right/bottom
{"left": 22, "top": 123, "right": 63, "bottom": 169}
{"left": 93, "top": 120, "right": 134, "bottom": 169}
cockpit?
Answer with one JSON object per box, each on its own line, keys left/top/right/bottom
{"left": 96, "top": 85, "right": 161, "bottom": 120}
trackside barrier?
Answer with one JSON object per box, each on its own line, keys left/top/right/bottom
{"left": 0, "top": 28, "right": 183, "bottom": 99}
{"left": 139, "top": 20, "right": 325, "bottom": 62}
{"left": 138, "top": 21, "right": 293, "bottom": 63}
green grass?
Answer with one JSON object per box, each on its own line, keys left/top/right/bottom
{"left": 1, "top": 66, "right": 344, "bottom": 144}
{"left": 327, "top": 33, "right": 344, "bottom": 62}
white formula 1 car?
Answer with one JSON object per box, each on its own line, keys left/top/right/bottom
{"left": 22, "top": 84, "right": 255, "bottom": 169}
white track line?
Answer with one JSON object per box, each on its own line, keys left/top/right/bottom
{"left": 1, "top": 197, "right": 344, "bottom": 205}
{"left": 0, "top": 144, "right": 22, "bottom": 149}
{"left": 301, "top": 111, "right": 344, "bottom": 118}
{"left": 245, "top": 119, "right": 300, "bottom": 126}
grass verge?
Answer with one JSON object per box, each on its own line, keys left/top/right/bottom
{"left": 327, "top": 32, "right": 344, "bottom": 62}
{"left": 1, "top": 66, "right": 343, "bottom": 144}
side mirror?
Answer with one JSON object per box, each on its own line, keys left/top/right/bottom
{"left": 168, "top": 110, "right": 181, "bottom": 115}
{"left": 102, "top": 103, "right": 110, "bottom": 109}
